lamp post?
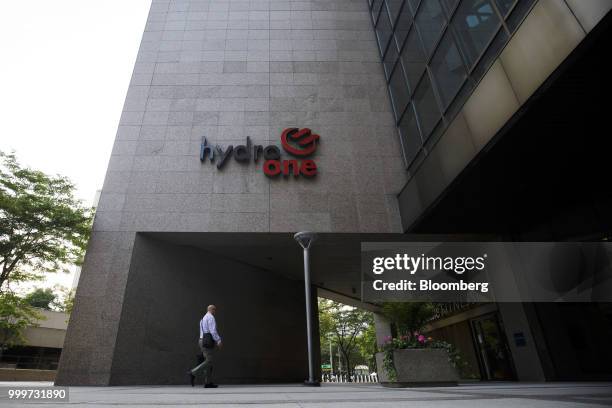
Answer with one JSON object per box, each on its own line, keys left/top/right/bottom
{"left": 294, "top": 231, "right": 320, "bottom": 386}
{"left": 325, "top": 332, "right": 334, "bottom": 376}
{"left": 329, "top": 336, "right": 334, "bottom": 375}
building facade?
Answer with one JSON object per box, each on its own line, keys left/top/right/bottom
{"left": 57, "top": 0, "right": 407, "bottom": 385}
{"left": 1, "top": 309, "right": 68, "bottom": 381}
{"left": 57, "top": 0, "right": 612, "bottom": 385}
{"left": 374, "top": 0, "right": 612, "bottom": 382}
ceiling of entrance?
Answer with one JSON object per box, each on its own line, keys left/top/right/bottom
{"left": 144, "top": 232, "right": 410, "bottom": 303}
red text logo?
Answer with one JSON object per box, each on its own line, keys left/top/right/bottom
{"left": 264, "top": 128, "right": 320, "bottom": 178}
{"left": 280, "top": 128, "right": 320, "bottom": 157}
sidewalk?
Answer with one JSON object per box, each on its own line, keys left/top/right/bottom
{"left": 0, "top": 381, "right": 610, "bottom": 407}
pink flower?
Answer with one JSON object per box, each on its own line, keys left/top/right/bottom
{"left": 418, "top": 335, "right": 426, "bottom": 343}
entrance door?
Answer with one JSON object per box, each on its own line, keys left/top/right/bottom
{"left": 471, "top": 313, "right": 516, "bottom": 380}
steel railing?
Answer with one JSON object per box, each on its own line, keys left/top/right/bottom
{"left": 321, "top": 373, "right": 379, "bottom": 383}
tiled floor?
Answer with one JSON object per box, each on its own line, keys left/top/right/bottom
{"left": 0, "top": 382, "right": 611, "bottom": 407}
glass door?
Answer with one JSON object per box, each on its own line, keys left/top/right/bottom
{"left": 471, "top": 313, "right": 516, "bottom": 380}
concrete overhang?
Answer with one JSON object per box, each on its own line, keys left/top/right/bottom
{"left": 143, "top": 232, "right": 478, "bottom": 309}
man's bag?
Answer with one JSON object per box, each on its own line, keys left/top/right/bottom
{"left": 202, "top": 332, "right": 215, "bottom": 349}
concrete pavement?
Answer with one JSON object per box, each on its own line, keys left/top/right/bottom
{"left": 0, "top": 382, "right": 611, "bottom": 407}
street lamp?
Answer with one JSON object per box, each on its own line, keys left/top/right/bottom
{"left": 327, "top": 333, "right": 334, "bottom": 375}
{"left": 294, "top": 231, "right": 320, "bottom": 387}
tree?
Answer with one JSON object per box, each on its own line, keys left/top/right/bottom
{"left": 23, "top": 288, "right": 56, "bottom": 310}
{"left": 318, "top": 299, "right": 336, "bottom": 371}
{"left": 0, "top": 291, "right": 42, "bottom": 358}
{"left": 381, "top": 302, "right": 435, "bottom": 336}
{"left": 59, "top": 288, "right": 75, "bottom": 315}
{"left": 0, "top": 151, "right": 93, "bottom": 291}
{"left": 355, "top": 323, "right": 377, "bottom": 372}
{"left": 319, "top": 299, "right": 373, "bottom": 380}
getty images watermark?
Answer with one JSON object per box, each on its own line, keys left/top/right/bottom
{"left": 371, "top": 252, "right": 490, "bottom": 294}
{"left": 361, "top": 242, "right": 612, "bottom": 303}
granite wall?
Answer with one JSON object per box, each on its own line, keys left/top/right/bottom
{"left": 57, "top": 0, "right": 404, "bottom": 385}
{"left": 108, "top": 233, "right": 314, "bottom": 384}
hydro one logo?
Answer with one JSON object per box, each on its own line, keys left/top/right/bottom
{"left": 200, "top": 128, "right": 319, "bottom": 178}
{"left": 280, "top": 128, "right": 319, "bottom": 157}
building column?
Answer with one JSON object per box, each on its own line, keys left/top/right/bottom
{"left": 373, "top": 313, "right": 392, "bottom": 346}
{"left": 497, "top": 303, "right": 546, "bottom": 381}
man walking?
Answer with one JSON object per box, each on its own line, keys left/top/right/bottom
{"left": 188, "top": 304, "right": 222, "bottom": 388}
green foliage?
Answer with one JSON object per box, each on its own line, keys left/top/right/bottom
{"left": 355, "top": 323, "right": 377, "bottom": 372}
{"left": 318, "top": 299, "right": 373, "bottom": 378}
{"left": 23, "top": 288, "right": 57, "bottom": 310}
{"left": 0, "top": 151, "right": 93, "bottom": 291}
{"left": 381, "top": 302, "right": 435, "bottom": 335}
{"left": 380, "top": 333, "right": 473, "bottom": 381}
{"left": 378, "top": 303, "right": 475, "bottom": 380}
{"left": 0, "top": 291, "right": 43, "bottom": 353}
{"left": 60, "top": 289, "right": 75, "bottom": 315}
{"left": 382, "top": 347, "right": 396, "bottom": 381}
{"left": 318, "top": 299, "right": 335, "bottom": 345}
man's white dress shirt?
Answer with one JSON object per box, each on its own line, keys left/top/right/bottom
{"left": 200, "top": 312, "right": 221, "bottom": 344}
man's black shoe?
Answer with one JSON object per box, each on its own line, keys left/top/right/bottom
{"left": 204, "top": 383, "right": 218, "bottom": 388}
{"left": 187, "top": 371, "right": 195, "bottom": 387}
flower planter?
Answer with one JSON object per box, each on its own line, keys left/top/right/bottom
{"left": 375, "top": 348, "right": 459, "bottom": 387}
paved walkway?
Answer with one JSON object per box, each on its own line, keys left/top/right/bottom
{"left": 0, "top": 382, "right": 611, "bottom": 407}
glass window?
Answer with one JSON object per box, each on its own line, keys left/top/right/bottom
{"left": 400, "top": 27, "right": 427, "bottom": 91}
{"left": 383, "top": 39, "right": 400, "bottom": 79}
{"left": 413, "top": 73, "right": 441, "bottom": 139}
{"left": 371, "top": 0, "right": 384, "bottom": 22}
{"left": 370, "top": 0, "right": 533, "bottom": 165}
{"left": 376, "top": 7, "right": 394, "bottom": 54}
{"left": 494, "top": 0, "right": 516, "bottom": 17}
{"left": 389, "top": 63, "right": 411, "bottom": 119}
{"left": 385, "top": 0, "right": 404, "bottom": 25}
{"left": 394, "top": 2, "right": 414, "bottom": 48}
{"left": 451, "top": 0, "right": 501, "bottom": 68}
{"left": 399, "top": 104, "right": 423, "bottom": 165}
{"left": 430, "top": 30, "right": 466, "bottom": 109}
{"left": 407, "top": 0, "right": 421, "bottom": 14}
{"left": 414, "top": 0, "right": 446, "bottom": 57}
{"left": 506, "top": 0, "right": 536, "bottom": 33}
{"left": 445, "top": 78, "right": 474, "bottom": 122}
{"left": 471, "top": 28, "right": 508, "bottom": 79}
{"left": 440, "top": 0, "right": 459, "bottom": 16}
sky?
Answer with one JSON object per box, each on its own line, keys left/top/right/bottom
{"left": 0, "top": 1, "right": 152, "bottom": 294}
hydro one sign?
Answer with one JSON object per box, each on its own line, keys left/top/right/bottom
{"left": 200, "top": 128, "right": 320, "bottom": 178}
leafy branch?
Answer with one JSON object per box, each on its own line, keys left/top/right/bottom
{"left": 0, "top": 151, "right": 93, "bottom": 291}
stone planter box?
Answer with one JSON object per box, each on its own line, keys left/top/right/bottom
{"left": 375, "top": 349, "right": 459, "bottom": 387}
